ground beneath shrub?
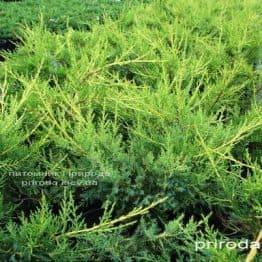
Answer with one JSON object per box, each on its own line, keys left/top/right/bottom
{"left": 0, "top": 38, "right": 18, "bottom": 61}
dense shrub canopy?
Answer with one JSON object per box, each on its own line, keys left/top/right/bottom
{"left": 0, "top": 0, "right": 135, "bottom": 39}
{"left": 0, "top": 0, "right": 261, "bottom": 261}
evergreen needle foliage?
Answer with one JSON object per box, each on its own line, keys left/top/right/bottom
{"left": 0, "top": 0, "right": 261, "bottom": 261}
{"left": 0, "top": 0, "right": 136, "bottom": 39}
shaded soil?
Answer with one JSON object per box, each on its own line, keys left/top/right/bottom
{"left": 0, "top": 38, "right": 18, "bottom": 61}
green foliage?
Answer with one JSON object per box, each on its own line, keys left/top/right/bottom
{"left": 0, "top": 0, "right": 261, "bottom": 261}
{"left": 0, "top": 0, "right": 136, "bottom": 39}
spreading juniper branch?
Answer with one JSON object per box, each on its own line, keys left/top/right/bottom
{"left": 59, "top": 197, "right": 168, "bottom": 238}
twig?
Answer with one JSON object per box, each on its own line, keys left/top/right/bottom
{"left": 246, "top": 230, "right": 262, "bottom": 262}
{"left": 59, "top": 197, "right": 168, "bottom": 238}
